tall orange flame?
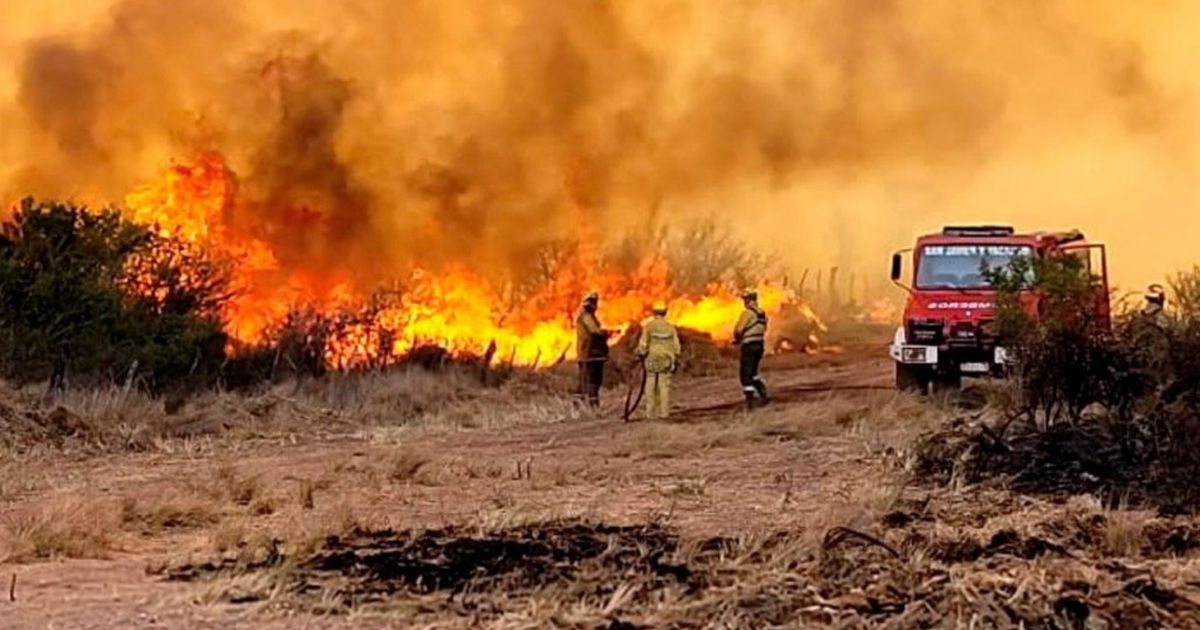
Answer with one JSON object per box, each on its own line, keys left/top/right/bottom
{"left": 124, "top": 153, "right": 822, "bottom": 368}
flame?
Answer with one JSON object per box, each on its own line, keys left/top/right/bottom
{"left": 123, "top": 153, "right": 823, "bottom": 368}
{"left": 862, "top": 298, "right": 902, "bottom": 325}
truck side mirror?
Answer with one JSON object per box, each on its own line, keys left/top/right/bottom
{"left": 890, "top": 253, "right": 902, "bottom": 282}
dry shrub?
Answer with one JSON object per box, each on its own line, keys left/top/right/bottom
{"left": 425, "top": 388, "right": 582, "bottom": 431}
{"left": 844, "top": 393, "right": 950, "bottom": 460}
{"left": 297, "top": 479, "right": 317, "bottom": 510}
{"left": 208, "top": 465, "right": 266, "bottom": 507}
{"left": 0, "top": 497, "right": 118, "bottom": 563}
{"left": 121, "top": 495, "right": 220, "bottom": 533}
{"left": 1169, "top": 265, "right": 1200, "bottom": 321}
{"left": 800, "top": 480, "right": 907, "bottom": 550}
{"left": 56, "top": 387, "right": 166, "bottom": 450}
{"left": 306, "top": 368, "right": 480, "bottom": 425}
{"left": 915, "top": 310, "right": 1200, "bottom": 508}
{"left": 250, "top": 497, "right": 278, "bottom": 516}
{"left": 1, "top": 362, "right": 490, "bottom": 455}
{"left": 379, "top": 447, "right": 439, "bottom": 485}
{"left": 267, "top": 503, "right": 382, "bottom": 561}
{"left": 207, "top": 519, "right": 266, "bottom": 557}
{"left": 1101, "top": 507, "right": 1149, "bottom": 557}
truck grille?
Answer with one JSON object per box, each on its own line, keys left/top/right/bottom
{"left": 948, "top": 323, "right": 978, "bottom": 345}
{"left": 907, "top": 319, "right": 943, "bottom": 345}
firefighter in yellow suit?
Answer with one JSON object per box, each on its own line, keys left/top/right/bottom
{"left": 636, "top": 301, "right": 681, "bottom": 420}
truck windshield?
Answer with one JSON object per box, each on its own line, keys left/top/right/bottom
{"left": 916, "top": 244, "right": 1033, "bottom": 289}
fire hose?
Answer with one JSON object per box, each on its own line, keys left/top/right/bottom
{"left": 622, "top": 361, "right": 648, "bottom": 422}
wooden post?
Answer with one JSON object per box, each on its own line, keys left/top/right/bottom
{"left": 480, "top": 340, "right": 498, "bottom": 385}
{"left": 828, "top": 267, "right": 840, "bottom": 311}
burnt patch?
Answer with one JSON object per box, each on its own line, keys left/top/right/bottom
{"left": 166, "top": 520, "right": 704, "bottom": 609}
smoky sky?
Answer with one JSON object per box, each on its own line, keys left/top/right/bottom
{"left": 2, "top": 0, "right": 1197, "bottom": 290}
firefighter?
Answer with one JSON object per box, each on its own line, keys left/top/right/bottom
{"left": 733, "top": 289, "right": 769, "bottom": 409}
{"left": 576, "top": 292, "right": 610, "bottom": 407}
{"left": 636, "top": 301, "right": 681, "bottom": 420}
{"left": 1136, "top": 284, "right": 1171, "bottom": 384}
{"left": 1142, "top": 284, "right": 1169, "bottom": 328}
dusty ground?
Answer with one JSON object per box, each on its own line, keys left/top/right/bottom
{"left": 4, "top": 346, "right": 1200, "bottom": 628}
{"left": 0, "top": 347, "right": 894, "bottom": 627}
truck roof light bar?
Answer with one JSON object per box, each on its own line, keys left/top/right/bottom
{"left": 942, "top": 226, "right": 1016, "bottom": 237}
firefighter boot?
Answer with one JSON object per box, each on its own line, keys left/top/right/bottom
{"left": 744, "top": 388, "right": 758, "bottom": 411}
{"left": 753, "top": 378, "right": 770, "bottom": 406}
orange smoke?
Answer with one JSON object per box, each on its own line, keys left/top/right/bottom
{"left": 124, "top": 153, "right": 819, "bottom": 368}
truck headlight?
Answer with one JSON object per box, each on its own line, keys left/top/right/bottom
{"left": 902, "top": 347, "right": 927, "bottom": 362}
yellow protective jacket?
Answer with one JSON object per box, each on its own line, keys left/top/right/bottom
{"left": 576, "top": 309, "right": 609, "bottom": 360}
{"left": 637, "top": 315, "right": 681, "bottom": 373}
{"left": 733, "top": 305, "right": 767, "bottom": 345}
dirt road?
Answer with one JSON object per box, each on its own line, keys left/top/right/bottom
{"left": 1, "top": 347, "right": 903, "bottom": 628}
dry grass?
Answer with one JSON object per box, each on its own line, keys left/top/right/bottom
{"left": 213, "top": 465, "right": 265, "bottom": 507}
{"left": 56, "top": 387, "right": 164, "bottom": 448}
{"left": 611, "top": 423, "right": 708, "bottom": 460}
{"left": 376, "top": 447, "right": 440, "bottom": 486}
{"left": 0, "top": 497, "right": 119, "bottom": 563}
{"left": 383, "top": 447, "right": 433, "bottom": 481}
{"left": 425, "top": 394, "right": 583, "bottom": 431}
{"left": 308, "top": 368, "right": 480, "bottom": 425}
{"left": 0, "top": 365, "right": 500, "bottom": 457}
{"left": 0, "top": 462, "right": 47, "bottom": 503}
{"left": 610, "top": 391, "right": 945, "bottom": 462}
{"left": 208, "top": 519, "right": 256, "bottom": 556}
{"left": 1101, "top": 507, "right": 1150, "bottom": 557}
{"left": 121, "top": 495, "right": 221, "bottom": 534}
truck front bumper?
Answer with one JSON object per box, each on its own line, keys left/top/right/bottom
{"left": 890, "top": 327, "right": 1010, "bottom": 369}
{"left": 889, "top": 343, "right": 1011, "bottom": 371}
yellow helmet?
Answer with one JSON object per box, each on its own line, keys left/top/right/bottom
{"left": 741, "top": 288, "right": 758, "bottom": 301}
{"left": 651, "top": 300, "right": 668, "bottom": 315}
{"left": 582, "top": 291, "right": 599, "bottom": 305}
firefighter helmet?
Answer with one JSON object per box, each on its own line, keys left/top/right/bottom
{"left": 651, "top": 300, "right": 668, "bottom": 315}
{"left": 1147, "top": 284, "right": 1166, "bottom": 306}
{"left": 582, "top": 291, "right": 599, "bottom": 305}
{"left": 741, "top": 288, "right": 758, "bottom": 302}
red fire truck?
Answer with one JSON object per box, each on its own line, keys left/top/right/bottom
{"left": 888, "top": 226, "right": 1109, "bottom": 392}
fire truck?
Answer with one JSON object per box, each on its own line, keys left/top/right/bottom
{"left": 888, "top": 226, "right": 1109, "bottom": 392}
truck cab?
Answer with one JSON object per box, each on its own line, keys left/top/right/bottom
{"left": 888, "top": 226, "right": 1108, "bottom": 392}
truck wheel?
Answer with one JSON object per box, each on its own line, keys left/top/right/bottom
{"left": 895, "top": 364, "right": 931, "bottom": 394}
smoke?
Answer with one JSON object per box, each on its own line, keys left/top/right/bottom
{"left": 2, "top": 0, "right": 1199, "bottom": 292}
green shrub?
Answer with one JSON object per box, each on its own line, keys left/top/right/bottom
{"left": 985, "top": 252, "right": 1119, "bottom": 425}
{"left": 983, "top": 252, "right": 1200, "bottom": 507}
{"left": 0, "top": 198, "right": 228, "bottom": 392}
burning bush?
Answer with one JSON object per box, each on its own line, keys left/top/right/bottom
{"left": 0, "top": 198, "right": 228, "bottom": 392}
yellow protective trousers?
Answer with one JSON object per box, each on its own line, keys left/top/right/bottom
{"left": 643, "top": 371, "right": 671, "bottom": 420}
